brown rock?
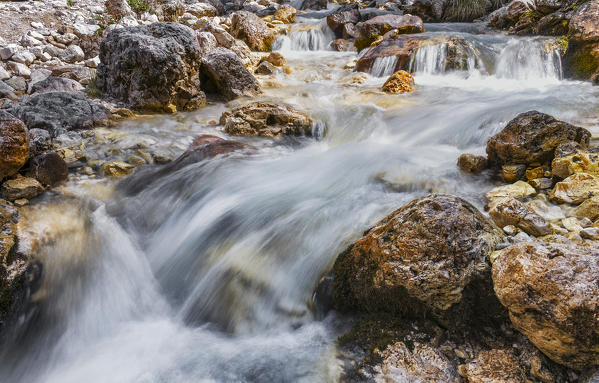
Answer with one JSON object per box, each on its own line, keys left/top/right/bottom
{"left": 30, "top": 152, "right": 68, "bottom": 186}
{"left": 355, "top": 36, "right": 423, "bottom": 73}
{"left": 486, "top": 111, "right": 590, "bottom": 168}
{"left": 502, "top": 164, "right": 526, "bottom": 183}
{"left": 492, "top": 241, "right": 599, "bottom": 369}
{"left": 255, "top": 61, "right": 276, "bottom": 75}
{"left": 356, "top": 14, "right": 425, "bottom": 51}
{"left": 550, "top": 172, "right": 599, "bottom": 204}
{"left": 381, "top": 70, "right": 415, "bottom": 94}
{"left": 273, "top": 5, "right": 296, "bottom": 24}
{"left": 259, "top": 52, "right": 286, "bottom": 67}
{"left": 220, "top": 102, "right": 315, "bottom": 138}
{"left": 569, "top": 0, "right": 599, "bottom": 43}
{"left": 551, "top": 149, "right": 599, "bottom": 179}
{"left": 326, "top": 3, "right": 360, "bottom": 37}
{"left": 488, "top": 197, "right": 551, "bottom": 237}
{"left": 2, "top": 176, "right": 43, "bottom": 201}
{"left": 458, "top": 153, "right": 487, "bottom": 174}
{"left": 231, "top": 11, "right": 275, "bottom": 52}
{"left": 0, "top": 111, "right": 29, "bottom": 180}
{"left": 574, "top": 195, "right": 599, "bottom": 221}
{"left": 463, "top": 349, "right": 525, "bottom": 383}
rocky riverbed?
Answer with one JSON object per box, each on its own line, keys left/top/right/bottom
{"left": 0, "top": 0, "right": 599, "bottom": 381}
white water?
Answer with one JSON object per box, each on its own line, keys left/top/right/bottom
{"left": 370, "top": 56, "right": 399, "bottom": 77}
{"left": 0, "top": 21, "right": 598, "bottom": 383}
{"left": 274, "top": 19, "right": 335, "bottom": 53}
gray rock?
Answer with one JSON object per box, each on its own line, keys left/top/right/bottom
{"left": 0, "top": 81, "right": 18, "bottom": 101}
{"left": 200, "top": 47, "right": 261, "bottom": 101}
{"left": 60, "top": 45, "right": 85, "bottom": 63}
{"left": 28, "top": 128, "right": 52, "bottom": 157}
{"left": 4, "top": 77, "right": 27, "bottom": 93}
{"left": 29, "top": 76, "right": 83, "bottom": 95}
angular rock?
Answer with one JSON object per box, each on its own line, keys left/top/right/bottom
{"left": 102, "top": 161, "right": 134, "bottom": 177}
{"left": 485, "top": 181, "right": 536, "bottom": 202}
{"left": 300, "top": 0, "right": 327, "bottom": 11}
{"left": 273, "top": 5, "right": 296, "bottom": 24}
{"left": 221, "top": 102, "right": 315, "bottom": 138}
{"left": 326, "top": 3, "right": 360, "bottom": 37}
{"left": 486, "top": 111, "right": 590, "bottom": 168}
{"left": 573, "top": 195, "right": 599, "bottom": 221}
{"left": 458, "top": 153, "right": 487, "bottom": 174}
{"left": 493, "top": 241, "right": 599, "bottom": 369}
{"left": 97, "top": 23, "right": 206, "bottom": 112}
{"left": 259, "top": 52, "right": 286, "bottom": 67}
{"left": 488, "top": 197, "right": 551, "bottom": 237}
{"left": 30, "top": 152, "right": 68, "bottom": 186}
{"left": 355, "top": 36, "right": 423, "bottom": 73}
{"left": 356, "top": 15, "right": 425, "bottom": 51}
{"left": 552, "top": 149, "right": 599, "bottom": 179}
{"left": 106, "top": 0, "right": 136, "bottom": 20}
{"left": 255, "top": 61, "right": 276, "bottom": 75}
{"left": 569, "top": 0, "right": 599, "bottom": 43}
{"left": 502, "top": 164, "right": 526, "bottom": 183}
{"left": 0, "top": 111, "right": 29, "bottom": 180}
{"left": 230, "top": 11, "right": 275, "bottom": 52}
{"left": 27, "top": 129, "right": 52, "bottom": 158}
{"left": 381, "top": 70, "right": 414, "bottom": 94}
{"left": 200, "top": 47, "right": 261, "bottom": 101}
{"left": 550, "top": 173, "right": 599, "bottom": 204}
{"left": 2, "top": 176, "right": 43, "bottom": 201}
{"left": 28, "top": 75, "right": 83, "bottom": 95}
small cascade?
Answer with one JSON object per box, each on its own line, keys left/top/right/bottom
{"left": 494, "top": 38, "right": 562, "bottom": 81}
{"left": 274, "top": 21, "right": 335, "bottom": 52}
{"left": 370, "top": 56, "right": 398, "bottom": 77}
{"left": 409, "top": 39, "right": 484, "bottom": 75}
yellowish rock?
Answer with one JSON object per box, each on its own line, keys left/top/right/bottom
{"left": 550, "top": 173, "right": 599, "bottom": 204}
{"left": 574, "top": 195, "right": 599, "bottom": 221}
{"left": 552, "top": 150, "right": 599, "bottom": 179}
{"left": 485, "top": 181, "right": 536, "bottom": 203}
{"left": 381, "top": 70, "right": 414, "bottom": 94}
{"left": 1, "top": 176, "right": 44, "bottom": 201}
{"left": 101, "top": 161, "right": 134, "bottom": 177}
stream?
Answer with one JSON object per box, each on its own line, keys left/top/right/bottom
{"left": 0, "top": 16, "right": 598, "bottom": 383}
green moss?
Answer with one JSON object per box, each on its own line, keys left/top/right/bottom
{"left": 570, "top": 47, "right": 599, "bottom": 77}
{"left": 354, "top": 34, "right": 380, "bottom": 52}
{"left": 128, "top": 0, "right": 149, "bottom": 13}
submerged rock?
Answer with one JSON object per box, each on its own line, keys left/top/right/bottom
{"left": 458, "top": 153, "right": 488, "bottom": 174}
{"left": 0, "top": 111, "right": 29, "bottom": 180}
{"left": 200, "top": 47, "right": 261, "bottom": 101}
{"left": 230, "top": 11, "right": 275, "bottom": 52}
{"left": 332, "top": 194, "right": 503, "bottom": 324}
{"left": 220, "top": 102, "right": 315, "bottom": 138}
{"left": 97, "top": 23, "right": 206, "bottom": 113}
{"left": 381, "top": 70, "right": 415, "bottom": 94}
{"left": 486, "top": 111, "right": 590, "bottom": 168}
{"left": 492, "top": 241, "right": 599, "bottom": 369}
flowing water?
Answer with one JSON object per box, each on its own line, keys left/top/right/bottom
{"left": 1, "top": 19, "right": 599, "bottom": 383}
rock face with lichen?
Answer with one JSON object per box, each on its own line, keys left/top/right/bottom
{"left": 220, "top": 102, "right": 316, "bottom": 138}
{"left": 492, "top": 241, "right": 599, "bottom": 370}
{"left": 381, "top": 70, "right": 415, "bottom": 93}
{"left": 564, "top": 0, "right": 599, "bottom": 82}
{"left": 97, "top": 23, "right": 206, "bottom": 113}
{"left": 0, "top": 111, "right": 29, "bottom": 181}
{"left": 332, "top": 194, "right": 504, "bottom": 324}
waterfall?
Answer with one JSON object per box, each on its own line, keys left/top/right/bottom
{"left": 494, "top": 38, "right": 562, "bottom": 81}
{"left": 370, "top": 56, "right": 399, "bottom": 77}
{"left": 274, "top": 20, "right": 335, "bottom": 52}
{"left": 409, "top": 39, "right": 484, "bottom": 75}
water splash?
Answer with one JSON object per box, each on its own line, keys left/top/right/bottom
{"left": 410, "top": 39, "right": 484, "bottom": 75}
{"left": 274, "top": 20, "right": 335, "bottom": 52}
{"left": 370, "top": 56, "right": 398, "bottom": 78}
{"left": 495, "top": 38, "right": 562, "bottom": 81}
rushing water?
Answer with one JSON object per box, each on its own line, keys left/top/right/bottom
{"left": 1, "top": 19, "right": 598, "bottom": 383}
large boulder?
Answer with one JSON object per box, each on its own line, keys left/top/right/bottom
{"left": 28, "top": 76, "right": 83, "bottom": 95}
{"left": 97, "top": 23, "right": 206, "bottom": 113}
{"left": 2, "top": 92, "right": 108, "bottom": 137}
{"left": 326, "top": 4, "right": 360, "bottom": 38}
{"left": 355, "top": 36, "right": 423, "bottom": 74}
{"left": 564, "top": 0, "right": 599, "bottom": 82}
{"left": 332, "top": 194, "right": 504, "bottom": 324}
{"left": 220, "top": 102, "right": 315, "bottom": 138}
{"left": 230, "top": 11, "right": 275, "bottom": 52}
{"left": 200, "top": 47, "right": 261, "bottom": 101}
{"left": 486, "top": 111, "right": 590, "bottom": 168}
{"left": 355, "top": 14, "right": 425, "bottom": 51}
{"left": 493, "top": 242, "right": 599, "bottom": 369}
{"left": 0, "top": 111, "right": 29, "bottom": 180}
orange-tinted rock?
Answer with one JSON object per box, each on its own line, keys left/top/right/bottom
{"left": 381, "top": 70, "right": 415, "bottom": 94}
{"left": 0, "top": 111, "right": 29, "bottom": 180}
{"left": 458, "top": 153, "right": 487, "bottom": 174}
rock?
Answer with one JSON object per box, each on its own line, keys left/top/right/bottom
{"left": 101, "top": 161, "right": 134, "bottom": 177}
{"left": 273, "top": 5, "right": 296, "bottom": 24}
{"left": 486, "top": 111, "right": 590, "bottom": 168}
{"left": 106, "top": 0, "right": 136, "bottom": 19}
{"left": 300, "top": 0, "right": 327, "bottom": 11}
{"left": 356, "top": 15, "right": 425, "bottom": 51}
{"left": 331, "top": 38, "right": 350, "bottom": 52}
{"left": 1, "top": 176, "right": 43, "bottom": 201}
{"left": 7, "top": 62, "right": 31, "bottom": 78}
{"left": 355, "top": 36, "right": 423, "bottom": 73}
{"left": 492, "top": 241, "right": 599, "bottom": 369}
{"left": 550, "top": 173, "right": 599, "bottom": 204}
{"left": 489, "top": 197, "right": 551, "bottom": 237}
{"left": 30, "top": 152, "right": 68, "bottom": 186}
{"left": 29, "top": 76, "right": 83, "bottom": 95}
{"left": 485, "top": 181, "right": 536, "bottom": 202}
{"left": 0, "top": 81, "right": 18, "bottom": 101}
{"left": 403, "top": 0, "right": 448, "bottom": 22}
{"left": 0, "top": 45, "right": 19, "bottom": 61}
{"left": 574, "top": 195, "right": 599, "bottom": 221}
{"left": 327, "top": 3, "right": 360, "bottom": 37}
{"left": 28, "top": 128, "right": 52, "bottom": 157}
{"left": 457, "top": 153, "right": 487, "bottom": 174}
{"left": 569, "top": 0, "right": 599, "bottom": 43}
{"left": 259, "top": 52, "right": 286, "bottom": 67}
{"left": 2, "top": 92, "right": 108, "bottom": 137}
{"left": 0, "top": 66, "right": 9, "bottom": 81}
{"left": 0, "top": 111, "right": 29, "bottom": 180}
{"left": 200, "top": 47, "right": 261, "bottom": 101}
{"left": 462, "top": 349, "right": 526, "bottom": 383}
{"left": 221, "top": 102, "right": 315, "bottom": 138}
{"left": 529, "top": 177, "right": 553, "bottom": 189}
{"left": 502, "top": 164, "right": 526, "bottom": 183}
{"left": 60, "top": 45, "right": 85, "bottom": 64}
{"left": 552, "top": 149, "right": 599, "bottom": 179}
{"left": 255, "top": 60, "right": 276, "bottom": 74}
{"left": 230, "top": 11, "right": 275, "bottom": 52}
{"left": 381, "top": 70, "right": 414, "bottom": 94}
{"left": 564, "top": 0, "right": 599, "bottom": 81}
{"left": 97, "top": 23, "right": 206, "bottom": 113}
{"left": 332, "top": 194, "right": 503, "bottom": 323}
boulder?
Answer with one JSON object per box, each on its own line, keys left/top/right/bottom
{"left": 563, "top": 0, "right": 599, "bottom": 81}
{"left": 551, "top": 148, "right": 599, "bottom": 179}
{"left": 381, "top": 70, "right": 415, "bottom": 94}
{"left": 403, "top": 0, "right": 448, "bottom": 22}
{"left": 488, "top": 197, "right": 551, "bottom": 237}
{"left": 200, "top": 47, "right": 261, "bottom": 101}
{"left": 458, "top": 153, "right": 487, "bottom": 174}
{"left": 259, "top": 52, "right": 286, "bottom": 67}
{"left": 2, "top": 176, "right": 43, "bottom": 201}
{"left": 0, "top": 111, "right": 29, "bottom": 180}
{"left": 326, "top": 3, "right": 360, "bottom": 37}
{"left": 355, "top": 36, "right": 423, "bottom": 73}
{"left": 356, "top": 15, "right": 424, "bottom": 51}
{"left": 550, "top": 172, "right": 599, "bottom": 204}
{"left": 97, "top": 23, "right": 206, "bottom": 113}
{"left": 300, "top": 0, "right": 327, "bottom": 10}
{"left": 30, "top": 152, "right": 68, "bottom": 186}
{"left": 2, "top": 92, "right": 108, "bottom": 137}
{"left": 569, "top": 0, "right": 599, "bottom": 43}
{"left": 220, "top": 102, "right": 315, "bottom": 138}
{"left": 230, "top": 11, "right": 275, "bottom": 52}
{"left": 28, "top": 76, "right": 83, "bottom": 95}
{"left": 332, "top": 194, "right": 504, "bottom": 323}
{"left": 273, "top": 5, "right": 296, "bottom": 24}
{"left": 486, "top": 111, "right": 590, "bottom": 168}
{"left": 492, "top": 241, "right": 599, "bottom": 369}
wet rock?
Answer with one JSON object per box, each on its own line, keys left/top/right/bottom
{"left": 573, "top": 195, "right": 599, "bottom": 221}
{"left": 502, "top": 164, "right": 526, "bottom": 183}
{"left": 486, "top": 111, "right": 590, "bottom": 168}
{"left": 255, "top": 61, "right": 276, "bottom": 75}
{"left": 200, "top": 47, "right": 261, "bottom": 101}
{"left": 101, "top": 161, "right": 134, "bottom": 177}
{"left": 462, "top": 349, "right": 526, "bottom": 383}
{"left": 489, "top": 197, "right": 551, "bottom": 237}
{"left": 259, "top": 52, "right": 286, "bottom": 67}
{"left": 492, "top": 241, "right": 599, "bottom": 369}
{"left": 355, "top": 36, "right": 423, "bottom": 73}
{"left": 356, "top": 14, "right": 425, "bottom": 51}
{"left": 300, "top": 0, "right": 327, "bottom": 11}
{"left": 230, "top": 11, "right": 275, "bottom": 52}
{"left": 2, "top": 176, "right": 43, "bottom": 201}
{"left": 273, "top": 5, "right": 296, "bottom": 24}
{"left": 381, "top": 70, "right": 415, "bottom": 94}
{"left": 2, "top": 92, "right": 108, "bottom": 137}
{"left": 569, "top": 0, "right": 599, "bottom": 43}
{"left": 332, "top": 194, "right": 503, "bottom": 324}
{"left": 98, "top": 23, "right": 206, "bottom": 113}
{"left": 326, "top": 3, "right": 360, "bottom": 38}
{"left": 221, "top": 102, "right": 315, "bottom": 138}
{"left": 552, "top": 149, "right": 599, "bottom": 179}
{"left": 0, "top": 111, "right": 29, "bottom": 180}
{"left": 27, "top": 129, "right": 52, "bottom": 158}
{"left": 529, "top": 177, "right": 553, "bottom": 189}
{"left": 30, "top": 152, "right": 68, "bottom": 186}
{"left": 550, "top": 173, "right": 599, "bottom": 204}
{"left": 564, "top": 0, "right": 599, "bottom": 81}
{"left": 404, "top": 0, "right": 448, "bottom": 22}
{"left": 330, "top": 39, "right": 351, "bottom": 52}
{"left": 458, "top": 154, "right": 487, "bottom": 174}
{"left": 28, "top": 75, "right": 83, "bottom": 95}
{"left": 485, "top": 181, "right": 536, "bottom": 202}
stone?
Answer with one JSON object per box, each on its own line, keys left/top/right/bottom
{"left": 581, "top": 227, "right": 599, "bottom": 239}
{"left": 102, "top": 161, "right": 134, "bottom": 177}
{"left": 552, "top": 149, "right": 599, "bottom": 179}
{"left": 300, "top": 0, "right": 327, "bottom": 10}
{"left": 186, "top": 3, "right": 218, "bottom": 18}
{"left": 0, "top": 111, "right": 29, "bottom": 180}
{"left": 493, "top": 241, "right": 599, "bottom": 369}
{"left": 529, "top": 177, "right": 553, "bottom": 189}
{"left": 221, "top": 102, "right": 315, "bottom": 138}
{"left": 106, "top": 0, "right": 136, "bottom": 19}
{"left": 273, "top": 5, "right": 296, "bottom": 24}
{"left": 230, "top": 11, "right": 275, "bottom": 52}
{"left": 1, "top": 176, "right": 43, "bottom": 201}
{"left": 0, "top": 66, "right": 9, "bottom": 81}
{"left": 28, "top": 128, "right": 52, "bottom": 157}
{"left": 457, "top": 153, "right": 487, "bottom": 174}
{"left": 60, "top": 45, "right": 85, "bottom": 64}
{"left": 356, "top": 15, "right": 425, "bottom": 51}
{"left": 259, "top": 52, "right": 286, "bottom": 67}
{"left": 488, "top": 197, "right": 551, "bottom": 237}
{"left": 569, "top": 0, "right": 599, "bottom": 43}
{"left": 98, "top": 23, "right": 206, "bottom": 113}
{"left": 331, "top": 39, "right": 350, "bottom": 52}
{"left": 486, "top": 111, "right": 590, "bottom": 168}
{"left": 4, "top": 77, "right": 27, "bottom": 93}
{"left": 574, "top": 195, "right": 599, "bottom": 221}
{"left": 255, "top": 61, "right": 276, "bottom": 75}
{"left": 2, "top": 92, "right": 108, "bottom": 138}
{"left": 381, "top": 70, "right": 415, "bottom": 94}
{"left": 355, "top": 36, "right": 423, "bottom": 73}
{"left": 0, "top": 81, "right": 17, "bottom": 101}
{"left": 462, "top": 349, "right": 525, "bottom": 383}
{"left": 11, "top": 51, "right": 35, "bottom": 65}
{"left": 332, "top": 194, "right": 503, "bottom": 323}
{"left": 326, "top": 3, "right": 360, "bottom": 37}
{"left": 0, "top": 45, "right": 19, "bottom": 61}
{"left": 200, "top": 47, "right": 261, "bottom": 101}
{"left": 485, "top": 181, "right": 536, "bottom": 202}
{"left": 29, "top": 76, "right": 83, "bottom": 95}
{"left": 550, "top": 173, "right": 599, "bottom": 204}
{"left": 7, "top": 62, "right": 31, "bottom": 78}
{"left": 30, "top": 152, "right": 68, "bottom": 186}
{"left": 502, "top": 164, "right": 526, "bottom": 183}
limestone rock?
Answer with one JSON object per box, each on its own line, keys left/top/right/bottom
{"left": 273, "top": 5, "right": 296, "bottom": 24}
{"left": 381, "top": 70, "right": 415, "bottom": 94}
{"left": 2, "top": 176, "right": 43, "bottom": 201}
{"left": 463, "top": 349, "right": 526, "bottom": 383}
{"left": 200, "top": 47, "right": 261, "bottom": 101}
{"left": 356, "top": 14, "right": 425, "bottom": 51}
{"left": 550, "top": 173, "right": 599, "bottom": 204}
{"left": 489, "top": 197, "right": 551, "bottom": 237}
{"left": 485, "top": 181, "right": 535, "bottom": 202}
{"left": 230, "top": 11, "right": 275, "bottom": 52}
